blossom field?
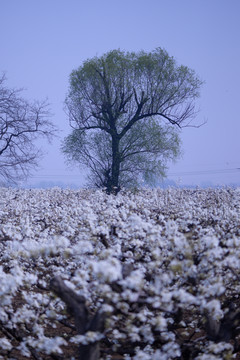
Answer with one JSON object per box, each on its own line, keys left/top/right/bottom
{"left": 0, "top": 187, "right": 240, "bottom": 360}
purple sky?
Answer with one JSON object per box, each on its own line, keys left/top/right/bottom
{"left": 1, "top": 0, "right": 240, "bottom": 187}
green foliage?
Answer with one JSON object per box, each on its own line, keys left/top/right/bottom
{"left": 63, "top": 48, "right": 202, "bottom": 192}
{"left": 62, "top": 118, "right": 181, "bottom": 188}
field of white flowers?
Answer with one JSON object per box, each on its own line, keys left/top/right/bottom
{"left": 0, "top": 187, "right": 240, "bottom": 360}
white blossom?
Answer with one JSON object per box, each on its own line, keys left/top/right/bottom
{"left": 0, "top": 187, "right": 239, "bottom": 358}
{"left": 204, "top": 299, "right": 223, "bottom": 320}
{"left": 0, "top": 337, "right": 12, "bottom": 351}
{"left": 70, "top": 331, "right": 104, "bottom": 345}
{"left": 91, "top": 257, "right": 122, "bottom": 282}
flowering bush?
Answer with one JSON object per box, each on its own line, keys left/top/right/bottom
{"left": 0, "top": 187, "right": 240, "bottom": 359}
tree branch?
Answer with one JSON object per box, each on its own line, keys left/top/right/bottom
{"left": 50, "top": 276, "right": 106, "bottom": 360}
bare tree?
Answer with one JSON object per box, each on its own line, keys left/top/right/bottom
{"left": 0, "top": 74, "right": 56, "bottom": 184}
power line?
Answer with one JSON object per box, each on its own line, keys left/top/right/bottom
{"left": 28, "top": 168, "right": 240, "bottom": 179}
{"left": 29, "top": 174, "right": 82, "bottom": 178}
{"left": 168, "top": 168, "right": 240, "bottom": 177}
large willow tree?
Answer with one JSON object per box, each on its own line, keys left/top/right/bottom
{"left": 63, "top": 48, "right": 202, "bottom": 193}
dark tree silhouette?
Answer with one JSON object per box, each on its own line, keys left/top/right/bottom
{"left": 0, "top": 74, "right": 56, "bottom": 184}
{"left": 63, "top": 49, "right": 202, "bottom": 193}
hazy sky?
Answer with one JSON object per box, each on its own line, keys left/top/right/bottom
{"left": 1, "top": 0, "right": 240, "bottom": 187}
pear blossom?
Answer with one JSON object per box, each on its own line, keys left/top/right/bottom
{"left": 0, "top": 187, "right": 239, "bottom": 358}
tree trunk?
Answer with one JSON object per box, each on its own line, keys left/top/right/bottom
{"left": 50, "top": 276, "right": 106, "bottom": 360}
{"left": 110, "top": 135, "right": 121, "bottom": 194}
